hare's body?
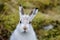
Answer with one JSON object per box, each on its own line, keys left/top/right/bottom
{"left": 10, "top": 5, "right": 38, "bottom": 40}
{"left": 10, "top": 23, "right": 37, "bottom": 40}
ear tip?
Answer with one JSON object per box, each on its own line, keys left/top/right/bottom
{"left": 19, "top": 4, "right": 22, "bottom": 6}
{"left": 35, "top": 8, "right": 38, "bottom": 9}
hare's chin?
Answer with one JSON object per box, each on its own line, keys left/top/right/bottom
{"left": 24, "top": 31, "right": 27, "bottom": 33}
{"left": 23, "top": 30, "right": 27, "bottom": 33}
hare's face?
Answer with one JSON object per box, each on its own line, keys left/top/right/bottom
{"left": 19, "top": 23, "right": 30, "bottom": 33}
{"left": 20, "top": 15, "right": 31, "bottom": 33}
{"left": 19, "top": 5, "right": 38, "bottom": 33}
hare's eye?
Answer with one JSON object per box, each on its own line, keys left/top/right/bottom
{"left": 20, "top": 21, "right": 22, "bottom": 23}
{"left": 29, "top": 22, "right": 32, "bottom": 24}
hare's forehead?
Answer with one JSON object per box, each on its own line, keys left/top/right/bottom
{"left": 21, "top": 15, "right": 30, "bottom": 18}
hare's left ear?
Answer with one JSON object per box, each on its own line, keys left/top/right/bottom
{"left": 19, "top": 5, "right": 24, "bottom": 17}
{"left": 29, "top": 8, "right": 38, "bottom": 21}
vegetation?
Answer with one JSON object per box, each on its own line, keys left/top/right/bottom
{"left": 0, "top": 0, "right": 60, "bottom": 40}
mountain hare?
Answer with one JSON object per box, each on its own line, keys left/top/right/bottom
{"left": 10, "top": 5, "right": 38, "bottom": 40}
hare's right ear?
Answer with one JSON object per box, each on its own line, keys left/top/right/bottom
{"left": 19, "top": 5, "right": 24, "bottom": 17}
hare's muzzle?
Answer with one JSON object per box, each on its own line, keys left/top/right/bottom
{"left": 23, "top": 26, "right": 27, "bottom": 31}
{"left": 23, "top": 26, "right": 27, "bottom": 33}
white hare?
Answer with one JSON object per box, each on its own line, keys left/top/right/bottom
{"left": 10, "top": 5, "right": 38, "bottom": 40}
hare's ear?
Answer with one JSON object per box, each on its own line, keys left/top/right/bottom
{"left": 29, "top": 8, "right": 38, "bottom": 21}
{"left": 19, "top": 5, "right": 24, "bottom": 17}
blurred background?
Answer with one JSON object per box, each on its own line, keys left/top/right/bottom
{"left": 0, "top": 0, "right": 60, "bottom": 40}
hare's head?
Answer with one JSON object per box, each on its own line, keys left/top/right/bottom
{"left": 19, "top": 5, "right": 38, "bottom": 33}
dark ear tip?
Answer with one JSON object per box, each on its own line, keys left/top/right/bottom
{"left": 19, "top": 4, "right": 22, "bottom": 6}
{"left": 35, "top": 8, "right": 38, "bottom": 9}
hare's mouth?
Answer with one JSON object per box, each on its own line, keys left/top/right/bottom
{"left": 23, "top": 30, "right": 27, "bottom": 33}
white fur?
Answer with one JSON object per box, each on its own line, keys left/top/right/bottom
{"left": 10, "top": 5, "right": 38, "bottom": 40}
{"left": 10, "top": 23, "right": 37, "bottom": 40}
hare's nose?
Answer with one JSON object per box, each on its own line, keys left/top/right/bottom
{"left": 23, "top": 26, "right": 27, "bottom": 30}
